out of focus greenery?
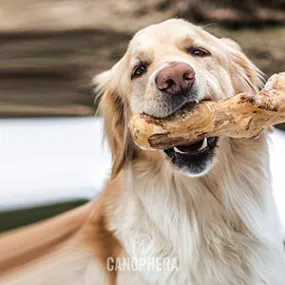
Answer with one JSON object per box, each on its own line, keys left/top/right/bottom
{"left": 0, "top": 199, "right": 88, "bottom": 233}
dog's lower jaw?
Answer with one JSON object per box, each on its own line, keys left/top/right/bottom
{"left": 110, "top": 134, "right": 285, "bottom": 285}
{"left": 163, "top": 137, "right": 219, "bottom": 177}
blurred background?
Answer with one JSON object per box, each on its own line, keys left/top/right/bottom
{"left": 0, "top": 0, "right": 284, "bottom": 232}
{"left": 0, "top": 0, "right": 284, "bottom": 117}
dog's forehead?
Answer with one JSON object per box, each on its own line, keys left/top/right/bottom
{"left": 128, "top": 19, "right": 204, "bottom": 55}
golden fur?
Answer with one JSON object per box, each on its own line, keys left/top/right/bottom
{"left": 0, "top": 19, "right": 284, "bottom": 285}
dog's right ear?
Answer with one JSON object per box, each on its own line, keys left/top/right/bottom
{"left": 221, "top": 38, "right": 242, "bottom": 52}
{"left": 93, "top": 69, "right": 136, "bottom": 179}
{"left": 221, "top": 37, "right": 264, "bottom": 95}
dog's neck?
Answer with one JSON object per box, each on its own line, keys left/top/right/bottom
{"left": 127, "top": 136, "right": 272, "bottom": 234}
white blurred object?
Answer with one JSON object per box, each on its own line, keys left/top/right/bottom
{"left": 0, "top": 118, "right": 284, "bottom": 234}
{"left": 0, "top": 117, "right": 111, "bottom": 210}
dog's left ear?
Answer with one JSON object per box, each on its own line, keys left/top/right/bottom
{"left": 222, "top": 38, "right": 264, "bottom": 94}
{"left": 93, "top": 70, "right": 136, "bottom": 179}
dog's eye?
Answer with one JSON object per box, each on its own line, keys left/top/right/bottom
{"left": 188, "top": 47, "right": 210, "bottom": 57}
{"left": 132, "top": 64, "right": 147, "bottom": 79}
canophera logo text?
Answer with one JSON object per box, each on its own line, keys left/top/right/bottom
{"left": 106, "top": 234, "right": 178, "bottom": 272}
{"left": 106, "top": 256, "right": 178, "bottom": 272}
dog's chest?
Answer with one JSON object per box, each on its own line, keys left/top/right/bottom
{"left": 113, "top": 171, "right": 285, "bottom": 285}
{"left": 117, "top": 208, "right": 244, "bottom": 284}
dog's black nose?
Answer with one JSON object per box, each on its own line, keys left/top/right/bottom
{"left": 156, "top": 62, "right": 195, "bottom": 95}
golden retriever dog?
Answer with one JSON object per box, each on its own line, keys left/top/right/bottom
{"left": 1, "top": 19, "right": 285, "bottom": 285}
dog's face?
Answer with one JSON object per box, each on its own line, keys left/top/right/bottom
{"left": 95, "top": 19, "right": 262, "bottom": 178}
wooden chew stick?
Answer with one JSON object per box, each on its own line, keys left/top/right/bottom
{"left": 129, "top": 72, "right": 285, "bottom": 150}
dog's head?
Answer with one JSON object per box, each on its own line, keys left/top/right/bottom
{"left": 94, "top": 19, "right": 263, "bottom": 178}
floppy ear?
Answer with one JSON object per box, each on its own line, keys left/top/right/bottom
{"left": 222, "top": 38, "right": 264, "bottom": 94}
{"left": 93, "top": 70, "right": 137, "bottom": 179}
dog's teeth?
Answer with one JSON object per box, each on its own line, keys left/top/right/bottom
{"left": 174, "top": 147, "right": 187, "bottom": 154}
{"left": 195, "top": 99, "right": 199, "bottom": 104}
{"left": 198, "top": 138, "right": 208, "bottom": 151}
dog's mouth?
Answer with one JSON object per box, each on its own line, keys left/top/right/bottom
{"left": 164, "top": 137, "right": 219, "bottom": 158}
{"left": 162, "top": 99, "right": 219, "bottom": 157}
{"left": 163, "top": 137, "right": 219, "bottom": 176}
{"left": 162, "top": 121, "right": 219, "bottom": 176}
{"left": 144, "top": 98, "right": 220, "bottom": 176}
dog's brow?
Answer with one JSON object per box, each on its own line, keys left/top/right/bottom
{"left": 129, "top": 46, "right": 153, "bottom": 65}
{"left": 177, "top": 33, "right": 197, "bottom": 47}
